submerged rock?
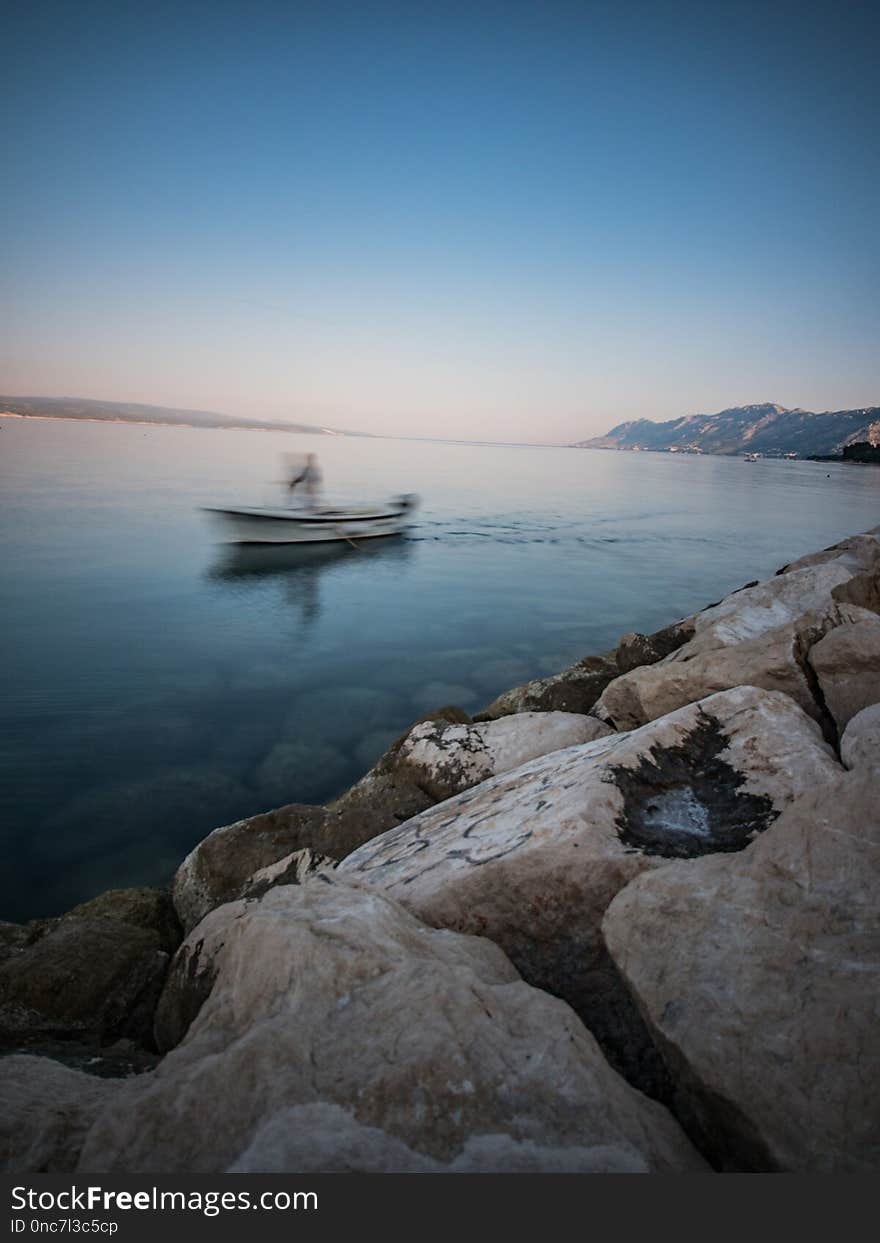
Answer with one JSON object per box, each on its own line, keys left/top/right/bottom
{"left": 77, "top": 881, "right": 705, "bottom": 1174}
{"left": 353, "top": 728, "right": 404, "bottom": 771}
{"left": 341, "top": 687, "right": 839, "bottom": 1091}
{"left": 282, "top": 686, "right": 406, "bottom": 747}
{"left": 254, "top": 740, "right": 349, "bottom": 806}
{"left": 603, "top": 767, "right": 880, "bottom": 1172}
{"left": 472, "top": 657, "right": 534, "bottom": 692}
{"left": 411, "top": 682, "right": 479, "bottom": 712}
{"left": 172, "top": 707, "right": 604, "bottom": 933}
{"left": 38, "top": 769, "right": 254, "bottom": 908}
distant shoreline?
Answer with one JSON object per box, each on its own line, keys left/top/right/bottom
{"left": 0, "top": 411, "right": 333, "bottom": 435}
{"left": 0, "top": 409, "right": 564, "bottom": 450}
{"left": 5, "top": 409, "right": 872, "bottom": 460}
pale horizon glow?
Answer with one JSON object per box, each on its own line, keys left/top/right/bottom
{"left": 2, "top": 1, "right": 878, "bottom": 443}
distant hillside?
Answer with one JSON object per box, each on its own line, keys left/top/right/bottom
{"left": 0, "top": 395, "right": 353, "bottom": 437}
{"left": 573, "top": 403, "right": 880, "bottom": 457}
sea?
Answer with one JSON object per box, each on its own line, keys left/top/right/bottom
{"left": 1, "top": 416, "right": 877, "bottom": 921}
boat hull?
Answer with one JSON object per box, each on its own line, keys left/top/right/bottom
{"left": 202, "top": 505, "right": 412, "bottom": 544}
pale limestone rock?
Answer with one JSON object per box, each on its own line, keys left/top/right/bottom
{"left": 808, "top": 618, "right": 880, "bottom": 732}
{"left": 776, "top": 530, "right": 880, "bottom": 577}
{"left": 158, "top": 851, "right": 335, "bottom": 1053}
{"left": 398, "top": 712, "right": 613, "bottom": 801}
{"left": 341, "top": 687, "right": 839, "bottom": 1086}
{"left": 691, "top": 559, "right": 866, "bottom": 648}
{"left": 78, "top": 881, "right": 705, "bottom": 1174}
{"left": 153, "top": 898, "right": 247, "bottom": 1053}
{"left": 0, "top": 1056, "right": 118, "bottom": 1173}
{"left": 597, "top": 600, "right": 876, "bottom": 731}
{"left": 172, "top": 805, "right": 334, "bottom": 934}
{"left": 603, "top": 768, "right": 880, "bottom": 1173}
{"left": 594, "top": 535, "right": 880, "bottom": 730}
{"left": 840, "top": 703, "right": 880, "bottom": 771}
{"left": 240, "top": 847, "right": 336, "bottom": 900}
{"left": 596, "top": 622, "right": 818, "bottom": 730}
{"left": 171, "top": 708, "right": 604, "bottom": 934}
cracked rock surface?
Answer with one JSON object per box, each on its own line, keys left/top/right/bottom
{"left": 342, "top": 686, "right": 839, "bottom": 1092}
{"left": 72, "top": 881, "right": 706, "bottom": 1174}
{"left": 595, "top": 531, "right": 880, "bottom": 730}
{"left": 603, "top": 765, "right": 880, "bottom": 1172}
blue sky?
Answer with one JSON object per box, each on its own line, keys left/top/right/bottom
{"left": 2, "top": 0, "right": 878, "bottom": 441}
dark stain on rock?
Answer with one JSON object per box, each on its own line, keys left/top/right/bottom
{"left": 608, "top": 712, "right": 778, "bottom": 858}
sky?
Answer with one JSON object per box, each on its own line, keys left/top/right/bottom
{"left": 2, "top": 0, "right": 878, "bottom": 443}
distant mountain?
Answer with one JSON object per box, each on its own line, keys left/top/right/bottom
{"left": 0, "top": 395, "right": 355, "bottom": 437}
{"left": 573, "top": 403, "right": 880, "bottom": 457}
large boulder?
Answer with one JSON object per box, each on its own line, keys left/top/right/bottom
{"left": 172, "top": 803, "right": 336, "bottom": 935}
{"left": 596, "top": 607, "right": 874, "bottom": 732}
{"left": 840, "top": 703, "right": 880, "bottom": 771}
{"left": 0, "top": 1055, "right": 119, "bottom": 1173}
{"left": 603, "top": 767, "right": 880, "bottom": 1172}
{"left": 77, "top": 881, "right": 705, "bottom": 1174}
{"left": 172, "top": 709, "right": 609, "bottom": 933}
{"left": 775, "top": 529, "right": 880, "bottom": 578}
{"left": 396, "top": 712, "right": 612, "bottom": 802}
{"left": 690, "top": 557, "right": 871, "bottom": 649}
{"left": 170, "top": 709, "right": 477, "bottom": 932}
{"left": 595, "top": 535, "right": 879, "bottom": 731}
{"left": 0, "top": 889, "right": 177, "bottom": 1050}
{"left": 159, "top": 849, "right": 337, "bottom": 1054}
{"left": 475, "top": 654, "right": 619, "bottom": 720}
{"left": 341, "top": 687, "right": 840, "bottom": 1090}
{"left": 807, "top": 618, "right": 880, "bottom": 733}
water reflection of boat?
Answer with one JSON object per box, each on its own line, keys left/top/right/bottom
{"left": 202, "top": 494, "right": 419, "bottom": 544}
{"left": 207, "top": 534, "right": 413, "bottom": 582}
{"left": 207, "top": 537, "right": 413, "bottom": 635}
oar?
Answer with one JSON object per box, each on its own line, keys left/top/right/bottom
{"left": 336, "top": 525, "right": 362, "bottom": 551}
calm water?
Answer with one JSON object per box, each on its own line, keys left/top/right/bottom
{"left": 2, "top": 418, "right": 878, "bottom": 921}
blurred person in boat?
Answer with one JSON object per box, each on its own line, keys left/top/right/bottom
{"left": 287, "top": 453, "right": 322, "bottom": 509}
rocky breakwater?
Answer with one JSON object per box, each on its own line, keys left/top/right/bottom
{"left": 1, "top": 526, "right": 878, "bottom": 1174}
{"left": 341, "top": 687, "right": 840, "bottom": 1098}
{"left": 593, "top": 531, "right": 880, "bottom": 737}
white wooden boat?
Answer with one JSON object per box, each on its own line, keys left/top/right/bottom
{"left": 202, "top": 494, "right": 418, "bottom": 544}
